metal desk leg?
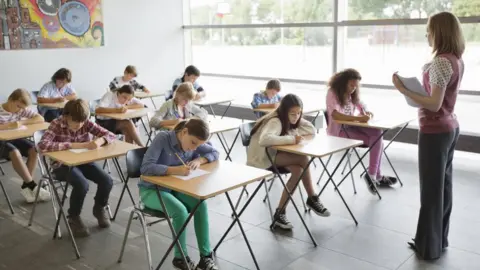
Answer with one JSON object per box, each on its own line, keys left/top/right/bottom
{"left": 266, "top": 149, "right": 317, "bottom": 247}
{"left": 317, "top": 152, "right": 358, "bottom": 225}
{"left": 111, "top": 158, "right": 136, "bottom": 221}
{"left": 154, "top": 186, "right": 192, "bottom": 270}
{"left": 47, "top": 165, "right": 80, "bottom": 259}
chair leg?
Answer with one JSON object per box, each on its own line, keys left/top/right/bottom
{"left": 0, "top": 179, "right": 14, "bottom": 214}
{"left": 341, "top": 150, "right": 352, "bottom": 175}
{"left": 231, "top": 186, "right": 247, "bottom": 217}
{"left": 118, "top": 210, "right": 135, "bottom": 264}
{"left": 298, "top": 186, "right": 307, "bottom": 212}
{"left": 137, "top": 211, "right": 153, "bottom": 270}
{"left": 262, "top": 179, "right": 275, "bottom": 203}
{"left": 106, "top": 204, "right": 113, "bottom": 219}
{"left": 263, "top": 179, "right": 274, "bottom": 222}
{"left": 0, "top": 165, "right": 5, "bottom": 176}
{"left": 28, "top": 178, "right": 46, "bottom": 226}
{"left": 316, "top": 155, "right": 332, "bottom": 185}
{"left": 348, "top": 158, "right": 357, "bottom": 194}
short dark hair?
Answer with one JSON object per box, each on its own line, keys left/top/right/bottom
{"left": 184, "top": 65, "right": 200, "bottom": 77}
{"left": 173, "top": 118, "right": 209, "bottom": 141}
{"left": 51, "top": 68, "right": 72, "bottom": 83}
{"left": 115, "top": 84, "right": 135, "bottom": 95}
{"left": 124, "top": 65, "right": 138, "bottom": 77}
{"left": 63, "top": 99, "right": 90, "bottom": 122}
{"left": 266, "top": 79, "right": 281, "bottom": 91}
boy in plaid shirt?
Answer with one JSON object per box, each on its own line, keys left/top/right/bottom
{"left": 38, "top": 99, "right": 116, "bottom": 237}
{"left": 0, "top": 89, "right": 50, "bottom": 203}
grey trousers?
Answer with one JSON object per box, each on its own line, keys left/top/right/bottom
{"left": 415, "top": 127, "right": 459, "bottom": 260}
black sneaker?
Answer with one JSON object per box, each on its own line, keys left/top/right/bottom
{"left": 273, "top": 209, "right": 293, "bottom": 230}
{"left": 172, "top": 256, "right": 196, "bottom": 270}
{"left": 376, "top": 175, "right": 398, "bottom": 187}
{"left": 196, "top": 253, "right": 218, "bottom": 270}
{"left": 363, "top": 174, "right": 377, "bottom": 195}
{"left": 306, "top": 196, "right": 331, "bottom": 217}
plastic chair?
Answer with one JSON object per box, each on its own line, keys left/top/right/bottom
{"left": 117, "top": 147, "right": 167, "bottom": 270}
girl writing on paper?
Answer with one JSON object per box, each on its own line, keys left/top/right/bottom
{"left": 326, "top": 69, "right": 397, "bottom": 195}
{"left": 140, "top": 119, "right": 219, "bottom": 270}
{"left": 247, "top": 94, "right": 330, "bottom": 230}
{"left": 392, "top": 11, "right": 464, "bottom": 260}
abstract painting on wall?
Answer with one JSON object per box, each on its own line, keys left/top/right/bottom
{"left": 0, "top": 0, "right": 104, "bottom": 50}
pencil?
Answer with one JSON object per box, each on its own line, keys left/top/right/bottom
{"left": 175, "top": 153, "right": 187, "bottom": 167}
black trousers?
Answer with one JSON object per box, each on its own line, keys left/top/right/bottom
{"left": 54, "top": 163, "right": 113, "bottom": 217}
{"left": 415, "top": 127, "right": 459, "bottom": 260}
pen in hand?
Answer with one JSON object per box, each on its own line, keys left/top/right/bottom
{"left": 175, "top": 153, "right": 191, "bottom": 176}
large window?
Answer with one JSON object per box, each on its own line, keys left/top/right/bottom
{"left": 188, "top": 0, "right": 334, "bottom": 25}
{"left": 347, "top": 0, "right": 480, "bottom": 20}
{"left": 189, "top": 27, "right": 333, "bottom": 80}
{"left": 183, "top": 0, "right": 480, "bottom": 133}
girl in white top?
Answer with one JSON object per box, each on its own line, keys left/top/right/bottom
{"left": 95, "top": 85, "right": 145, "bottom": 147}
{"left": 247, "top": 94, "right": 330, "bottom": 230}
{"left": 150, "top": 82, "right": 208, "bottom": 130}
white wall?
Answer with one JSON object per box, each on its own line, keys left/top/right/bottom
{"left": 0, "top": 0, "right": 184, "bottom": 100}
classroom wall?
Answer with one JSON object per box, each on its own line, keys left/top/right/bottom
{"left": 0, "top": 0, "right": 184, "bottom": 101}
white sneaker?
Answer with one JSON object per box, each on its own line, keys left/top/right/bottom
{"left": 20, "top": 186, "right": 51, "bottom": 204}
{"left": 34, "top": 186, "right": 51, "bottom": 202}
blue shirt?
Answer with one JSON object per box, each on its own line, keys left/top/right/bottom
{"left": 37, "top": 81, "right": 76, "bottom": 115}
{"left": 167, "top": 77, "right": 204, "bottom": 100}
{"left": 251, "top": 91, "right": 282, "bottom": 118}
{"left": 139, "top": 130, "right": 219, "bottom": 190}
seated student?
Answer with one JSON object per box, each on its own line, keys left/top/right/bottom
{"left": 0, "top": 89, "right": 50, "bottom": 203}
{"left": 150, "top": 82, "right": 208, "bottom": 130}
{"left": 251, "top": 79, "right": 282, "bottom": 118}
{"left": 247, "top": 94, "right": 330, "bottom": 230}
{"left": 326, "top": 68, "right": 397, "bottom": 194}
{"left": 38, "top": 99, "right": 117, "bottom": 237}
{"left": 140, "top": 119, "right": 219, "bottom": 270}
{"left": 168, "top": 65, "right": 205, "bottom": 101}
{"left": 37, "top": 68, "right": 77, "bottom": 122}
{"left": 95, "top": 85, "right": 145, "bottom": 147}
{"left": 109, "top": 65, "right": 150, "bottom": 93}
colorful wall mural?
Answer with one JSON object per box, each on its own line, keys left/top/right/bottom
{"left": 0, "top": 0, "right": 104, "bottom": 50}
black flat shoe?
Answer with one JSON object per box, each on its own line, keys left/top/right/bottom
{"left": 408, "top": 238, "right": 417, "bottom": 251}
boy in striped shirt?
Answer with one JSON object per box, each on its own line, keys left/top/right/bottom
{"left": 0, "top": 89, "right": 50, "bottom": 203}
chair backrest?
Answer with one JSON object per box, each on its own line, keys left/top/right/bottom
{"left": 89, "top": 99, "right": 100, "bottom": 114}
{"left": 239, "top": 122, "right": 256, "bottom": 147}
{"left": 33, "top": 130, "right": 45, "bottom": 148}
{"left": 126, "top": 147, "right": 148, "bottom": 178}
{"left": 31, "top": 91, "right": 39, "bottom": 104}
{"left": 323, "top": 110, "right": 329, "bottom": 127}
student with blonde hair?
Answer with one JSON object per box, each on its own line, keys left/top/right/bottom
{"left": 392, "top": 11, "right": 465, "bottom": 260}
{"left": 0, "top": 89, "right": 49, "bottom": 203}
{"left": 150, "top": 82, "right": 208, "bottom": 130}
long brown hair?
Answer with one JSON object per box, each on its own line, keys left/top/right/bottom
{"left": 427, "top": 12, "right": 465, "bottom": 58}
{"left": 328, "top": 68, "right": 361, "bottom": 107}
{"left": 251, "top": 94, "right": 303, "bottom": 137}
{"left": 173, "top": 118, "right": 209, "bottom": 141}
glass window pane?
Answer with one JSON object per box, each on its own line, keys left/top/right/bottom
{"left": 189, "top": 0, "right": 333, "bottom": 25}
{"left": 190, "top": 27, "right": 333, "bottom": 81}
{"left": 342, "top": 24, "right": 479, "bottom": 91}
{"left": 347, "top": 0, "right": 480, "bottom": 20}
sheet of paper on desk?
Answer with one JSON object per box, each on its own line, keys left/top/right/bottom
{"left": 69, "top": 148, "right": 90, "bottom": 153}
{"left": 396, "top": 74, "right": 429, "bottom": 108}
{"left": 0, "top": 125, "right": 27, "bottom": 132}
{"left": 173, "top": 169, "right": 210, "bottom": 181}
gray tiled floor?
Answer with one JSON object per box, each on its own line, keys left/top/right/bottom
{"left": 1, "top": 127, "right": 480, "bottom": 270}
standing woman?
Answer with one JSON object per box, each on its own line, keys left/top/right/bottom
{"left": 392, "top": 11, "right": 464, "bottom": 260}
